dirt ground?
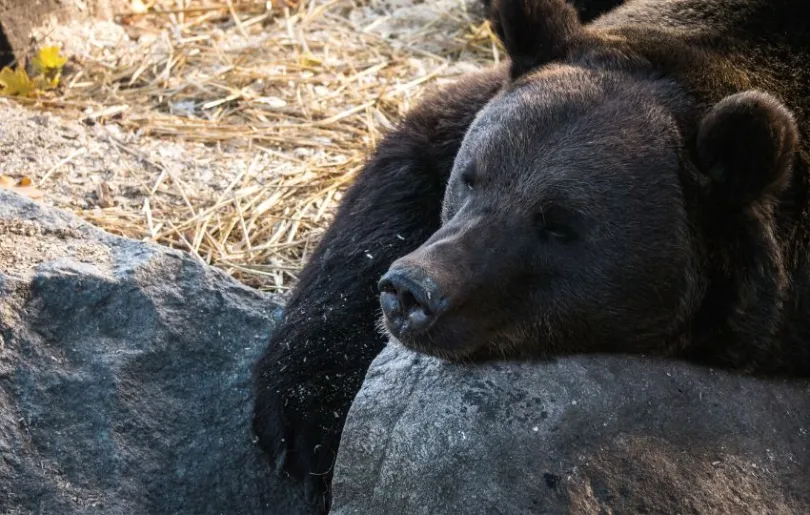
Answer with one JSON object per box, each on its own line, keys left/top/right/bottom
{"left": 0, "top": 0, "right": 496, "bottom": 293}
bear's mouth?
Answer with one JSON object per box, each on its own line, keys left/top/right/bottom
{"left": 389, "top": 334, "right": 481, "bottom": 362}
{"left": 378, "top": 313, "right": 492, "bottom": 362}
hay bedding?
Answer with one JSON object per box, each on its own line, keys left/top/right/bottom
{"left": 1, "top": 0, "right": 499, "bottom": 293}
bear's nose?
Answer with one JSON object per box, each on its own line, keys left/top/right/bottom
{"left": 378, "top": 268, "right": 447, "bottom": 337}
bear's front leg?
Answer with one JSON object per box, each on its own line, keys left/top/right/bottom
{"left": 251, "top": 64, "right": 508, "bottom": 511}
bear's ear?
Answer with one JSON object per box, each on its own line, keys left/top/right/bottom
{"left": 489, "top": 0, "right": 584, "bottom": 80}
{"left": 696, "top": 90, "right": 799, "bottom": 207}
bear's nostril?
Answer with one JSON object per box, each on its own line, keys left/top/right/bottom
{"left": 378, "top": 268, "right": 444, "bottom": 336}
{"left": 397, "top": 289, "right": 433, "bottom": 333}
{"left": 380, "top": 290, "right": 401, "bottom": 317}
{"left": 397, "top": 289, "right": 428, "bottom": 316}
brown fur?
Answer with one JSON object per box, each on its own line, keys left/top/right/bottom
{"left": 254, "top": 0, "right": 810, "bottom": 511}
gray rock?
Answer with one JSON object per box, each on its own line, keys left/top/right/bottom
{"left": 0, "top": 190, "right": 311, "bottom": 514}
{"left": 332, "top": 345, "right": 810, "bottom": 514}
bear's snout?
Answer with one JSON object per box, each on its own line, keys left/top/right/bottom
{"left": 377, "top": 213, "right": 523, "bottom": 357}
{"left": 378, "top": 267, "right": 448, "bottom": 338}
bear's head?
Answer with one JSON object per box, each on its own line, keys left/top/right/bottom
{"left": 378, "top": 0, "right": 800, "bottom": 360}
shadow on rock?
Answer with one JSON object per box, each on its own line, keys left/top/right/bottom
{"left": 0, "top": 190, "right": 316, "bottom": 514}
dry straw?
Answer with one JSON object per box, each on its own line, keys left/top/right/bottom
{"left": 17, "top": 0, "right": 500, "bottom": 292}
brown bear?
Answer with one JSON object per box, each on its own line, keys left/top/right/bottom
{"left": 253, "top": 0, "right": 810, "bottom": 511}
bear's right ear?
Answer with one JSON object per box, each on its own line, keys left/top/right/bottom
{"left": 489, "top": 0, "right": 584, "bottom": 80}
{"left": 696, "top": 90, "right": 799, "bottom": 207}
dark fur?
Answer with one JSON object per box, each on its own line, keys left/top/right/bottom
{"left": 253, "top": 0, "right": 810, "bottom": 511}
{"left": 252, "top": 65, "right": 510, "bottom": 510}
{"left": 482, "top": 0, "right": 623, "bottom": 22}
{"left": 489, "top": 0, "right": 585, "bottom": 78}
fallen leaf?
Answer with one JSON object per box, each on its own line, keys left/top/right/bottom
{"left": 32, "top": 46, "right": 68, "bottom": 75}
{"left": 299, "top": 53, "right": 322, "bottom": 67}
{"left": 13, "top": 187, "right": 45, "bottom": 200}
{"left": 0, "top": 178, "right": 45, "bottom": 200}
{"left": 0, "top": 67, "right": 37, "bottom": 97}
{"left": 18, "top": 176, "right": 33, "bottom": 187}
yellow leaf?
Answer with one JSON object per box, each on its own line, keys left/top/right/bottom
{"left": 32, "top": 46, "right": 68, "bottom": 75}
{"left": 18, "top": 176, "right": 32, "bottom": 187}
{"left": 299, "top": 53, "right": 322, "bottom": 67}
{"left": 0, "top": 67, "right": 37, "bottom": 97}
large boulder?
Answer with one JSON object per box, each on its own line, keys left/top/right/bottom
{"left": 0, "top": 190, "right": 313, "bottom": 514}
{"left": 331, "top": 346, "right": 810, "bottom": 514}
{"left": 4, "top": 187, "right": 809, "bottom": 515}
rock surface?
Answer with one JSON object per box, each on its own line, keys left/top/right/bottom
{"left": 0, "top": 190, "right": 313, "bottom": 514}
{"left": 4, "top": 188, "right": 810, "bottom": 515}
{"left": 331, "top": 346, "right": 810, "bottom": 514}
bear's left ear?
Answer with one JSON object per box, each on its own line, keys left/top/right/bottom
{"left": 696, "top": 90, "right": 799, "bottom": 207}
{"left": 489, "top": 0, "right": 584, "bottom": 80}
